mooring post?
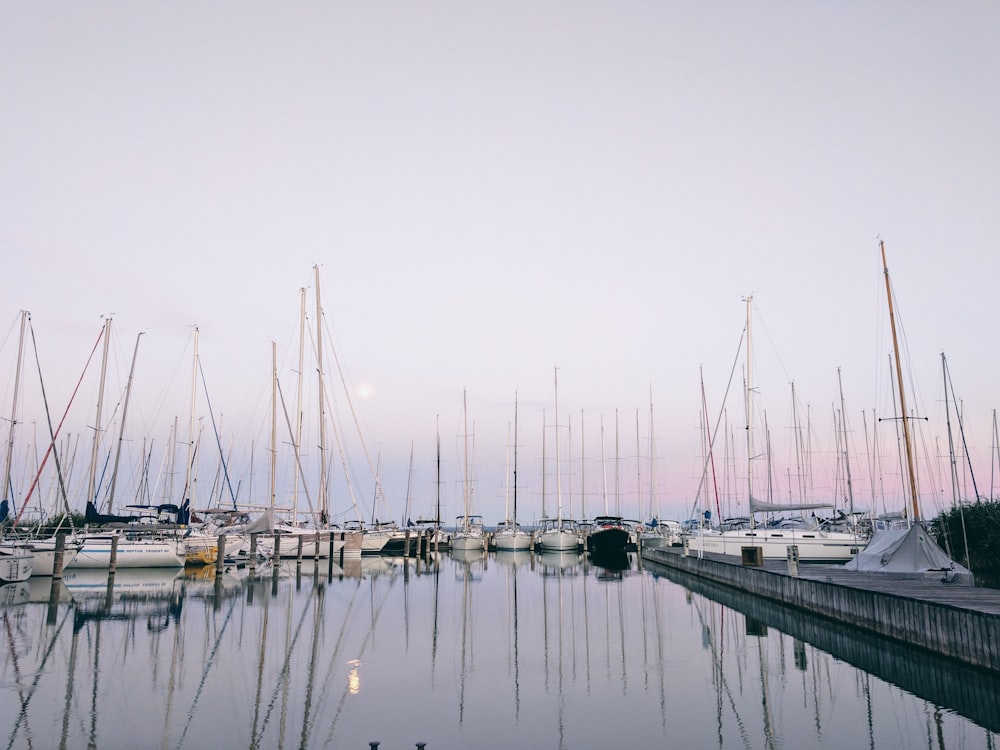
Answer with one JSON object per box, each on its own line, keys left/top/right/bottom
{"left": 52, "top": 533, "right": 66, "bottom": 580}
{"left": 249, "top": 533, "right": 258, "bottom": 573}
{"left": 786, "top": 544, "right": 799, "bottom": 576}
{"left": 328, "top": 531, "right": 336, "bottom": 579}
{"left": 109, "top": 533, "right": 119, "bottom": 573}
{"left": 216, "top": 534, "right": 227, "bottom": 574}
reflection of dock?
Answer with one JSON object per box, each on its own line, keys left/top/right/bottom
{"left": 652, "top": 561, "right": 1000, "bottom": 735}
{"left": 642, "top": 547, "right": 1000, "bottom": 671}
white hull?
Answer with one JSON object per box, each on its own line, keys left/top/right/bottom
{"left": 537, "top": 529, "right": 580, "bottom": 551}
{"left": 685, "top": 528, "right": 864, "bottom": 562}
{"left": 67, "top": 535, "right": 187, "bottom": 569}
{"left": 0, "top": 549, "right": 33, "bottom": 582}
{"left": 451, "top": 531, "right": 485, "bottom": 551}
{"left": 0, "top": 538, "right": 81, "bottom": 576}
{"left": 257, "top": 533, "right": 341, "bottom": 559}
{"left": 493, "top": 530, "right": 533, "bottom": 551}
{"left": 359, "top": 529, "right": 395, "bottom": 555}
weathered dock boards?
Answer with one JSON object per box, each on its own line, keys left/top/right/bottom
{"left": 641, "top": 546, "right": 1000, "bottom": 672}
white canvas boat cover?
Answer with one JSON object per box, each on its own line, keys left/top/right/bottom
{"left": 245, "top": 508, "right": 275, "bottom": 534}
{"left": 844, "top": 522, "right": 971, "bottom": 581}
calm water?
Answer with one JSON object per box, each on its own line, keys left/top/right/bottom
{"left": 1, "top": 551, "right": 997, "bottom": 750}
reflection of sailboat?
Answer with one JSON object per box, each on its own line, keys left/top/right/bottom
{"left": 536, "top": 549, "right": 583, "bottom": 574}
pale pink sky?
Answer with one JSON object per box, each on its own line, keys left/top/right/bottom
{"left": 2, "top": 2, "right": 999, "bottom": 525}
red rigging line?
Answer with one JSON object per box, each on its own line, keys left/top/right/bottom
{"left": 16, "top": 320, "right": 106, "bottom": 524}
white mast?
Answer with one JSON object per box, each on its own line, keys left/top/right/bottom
{"left": 2, "top": 311, "right": 27, "bottom": 508}
{"left": 108, "top": 331, "right": 143, "bottom": 511}
{"left": 293, "top": 286, "right": 306, "bottom": 508}
{"left": 554, "top": 367, "right": 562, "bottom": 524}
{"left": 183, "top": 326, "right": 198, "bottom": 509}
{"left": 744, "top": 296, "right": 755, "bottom": 527}
{"left": 270, "top": 340, "right": 277, "bottom": 513}
{"left": 315, "top": 265, "right": 328, "bottom": 525}
{"left": 87, "top": 317, "right": 112, "bottom": 510}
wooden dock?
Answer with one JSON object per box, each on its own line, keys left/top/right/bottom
{"left": 640, "top": 545, "right": 1000, "bottom": 672}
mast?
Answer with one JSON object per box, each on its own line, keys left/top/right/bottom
{"left": 88, "top": 317, "right": 112, "bottom": 508}
{"left": 462, "top": 387, "right": 470, "bottom": 531}
{"left": 435, "top": 414, "right": 441, "bottom": 525}
{"left": 635, "top": 407, "right": 641, "bottom": 520}
{"left": 293, "top": 286, "right": 306, "bottom": 508}
{"left": 881, "top": 241, "right": 921, "bottom": 521}
{"left": 315, "top": 265, "right": 328, "bottom": 525}
{"left": 2, "top": 311, "right": 27, "bottom": 507}
{"left": 600, "top": 415, "right": 608, "bottom": 514}
{"left": 270, "top": 340, "right": 277, "bottom": 513}
{"left": 744, "top": 296, "right": 755, "bottom": 527}
{"left": 837, "top": 367, "right": 855, "bottom": 516}
{"left": 579, "top": 408, "right": 585, "bottom": 520}
{"left": 183, "top": 326, "right": 198, "bottom": 509}
{"left": 513, "top": 393, "right": 518, "bottom": 526}
{"left": 107, "top": 331, "right": 143, "bottom": 511}
{"left": 554, "top": 366, "right": 562, "bottom": 524}
{"left": 541, "top": 409, "right": 546, "bottom": 518}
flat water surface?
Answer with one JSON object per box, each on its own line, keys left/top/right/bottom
{"left": 1, "top": 550, "right": 997, "bottom": 749}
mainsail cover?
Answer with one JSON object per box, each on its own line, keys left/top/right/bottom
{"left": 749, "top": 496, "right": 834, "bottom": 513}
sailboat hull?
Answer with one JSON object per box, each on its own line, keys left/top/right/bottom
{"left": 451, "top": 532, "right": 486, "bottom": 551}
{"left": 537, "top": 530, "right": 579, "bottom": 551}
{"left": 493, "top": 530, "right": 533, "bottom": 551}
{"left": 685, "top": 529, "right": 863, "bottom": 563}
{"left": 67, "top": 534, "right": 187, "bottom": 569}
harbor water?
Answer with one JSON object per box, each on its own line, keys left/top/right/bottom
{"left": 0, "top": 550, "right": 997, "bottom": 749}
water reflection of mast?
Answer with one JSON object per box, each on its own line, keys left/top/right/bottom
{"left": 430, "top": 553, "right": 440, "bottom": 686}
{"left": 690, "top": 593, "right": 749, "bottom": 749}
{"left": 297, "top": 584, "right": 326, "bottom": 748}
{"left": 249, "top": 577, "right": 273, "bottom": 749}
{"left": 2, "top": 607, "right": 75, "bottom": 750}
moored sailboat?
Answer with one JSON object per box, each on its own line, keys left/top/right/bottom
{"left": 686, "top": 298, "right": 865, "bottom": 563}
{"left": 494, "top": 395, "right": 532, "bottom": 551}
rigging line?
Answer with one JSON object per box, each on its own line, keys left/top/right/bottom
{"left": 276, "top": 375, "right": 318, "bottom": 521}
{"left": 687, "top": 324, "right": 747, "bottom": 522}
{"left": 318, "top": 312, "right": 390, "bottom": 515}
{"left": 16, "top": 318, "right": 103, "bottom": 524}
{"left": 196, "top": 357, "right": 238, "bottom": 509}
{"left": 943, "top": 356, "right": 983, "bottom": 502}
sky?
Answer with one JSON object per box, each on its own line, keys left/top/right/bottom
{"left": 2, "top": 2, "right": 999, "bottom": 528}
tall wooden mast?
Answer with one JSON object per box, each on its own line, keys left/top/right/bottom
{"left": 881, "top": 240, "right": 921, "bottom": 522}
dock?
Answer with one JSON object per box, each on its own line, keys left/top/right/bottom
{"left": 640, "top": 545, "right": 1000, "bottom": 672}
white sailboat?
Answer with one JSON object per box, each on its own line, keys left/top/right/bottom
{"left": 70, "top": 318, "right": 187, "bottom": 570}
{"left": 452, "top": 389, "right": 486, "bottom": 551}
{"left": 538, "top": 368, "right": 580, "bottom": 552}
{"left": 494, "top": 394, "right": 532, "bottom": 551}
{"left": 686, "top": 298, "right": 865, "bottom": 563}
{"left": 845, "top": 241, "right": 972, "bottom": 581}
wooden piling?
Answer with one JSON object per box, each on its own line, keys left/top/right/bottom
{"left": 52, "top": 533, "right": 66, "bottom": 580}
{"left": 108, "top": 533, "right": 119, "bottom": 573}
{"left": 216, "top": 534, "right": 227, "bottom": 574}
